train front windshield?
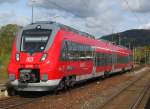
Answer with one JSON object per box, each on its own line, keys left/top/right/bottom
{"left": 21, "top": 29, "right": 51, "bottom": 53}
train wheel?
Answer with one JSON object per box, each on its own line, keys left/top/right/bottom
{"left": 6, "top": 83, "right": 17, "bottom": 96}
{"left": 57, "top": 79, "right": 66, "bottom": 91}
{"left": 104, "top": 71, "right": 110, "bottom": 78}
{"left": 121, "top": 68, "right": 125, "bottom": 73}
{"left": 69, "top": 76, "right": 76, "bottom": 88}
{"left": 65, "top": 76, "right": 76, "bottom": 88}
{"left": 56, "top": 76, "right": 76, "bottom": 92}
{"left": 7, "top": 88, "right": 17, "bottom": 96}
{"left": 65, "top": 77, "right": 70, "bottom": 88}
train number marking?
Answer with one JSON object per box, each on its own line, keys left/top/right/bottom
{"left": 26, "top": 57, "right": 34, "bottom": 62}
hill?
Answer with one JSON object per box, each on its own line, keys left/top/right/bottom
{"left": 100, "top": 29, "right": 150, "bottom": 49}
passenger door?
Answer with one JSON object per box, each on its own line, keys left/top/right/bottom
{"left": 112, "top": 54, "right": 117, "bottom": 72}
{"left": 92, "top": 47, "right": 96, "bottom": 76}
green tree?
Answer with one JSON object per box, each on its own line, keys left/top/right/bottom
{"left": 0, "top": 24, "right": 22, "bottom": 80}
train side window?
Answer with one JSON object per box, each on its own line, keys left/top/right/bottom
{"left": 61, "top": 41, "right": 93, "bottom": 61}
{"left": 60, "top": 40, "right": 68, "bottom": 61}
{"left": 96, "top": 53, "right": 111, "bottom": 66}
{"left": 72, "top": 42, "right": 79, "bottom": 60}
{"left": 67, "top": 41, "right": 75, "bottom": 60}
{"left": 79, "top": 44, "right": 84, "bottom": 59}
{"left": 96, "top": 53, "right": 100, "bottom": 66}
{"left": 116, "top": 55, "right": 130, "bottom": 64}
{"left": 85, "top": 45, "right": 92, "bottom": 60}
{"left": 95, "top": 53, "right": 106, "bottom": 66}
{"left": 67, "top": 41, "right": 72, "bottom": 53}
{"left": 112, "top": 54, "right": 117, "bottom": 64}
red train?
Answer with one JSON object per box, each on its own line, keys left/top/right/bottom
{"left": 8, "top": 21, "right": 133, "bottom": 92}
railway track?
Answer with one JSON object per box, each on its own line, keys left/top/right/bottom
{"left": 130, "top": 83, "right": 150, "bottom": 109}
{"left": 98, "top": 68, "right": 150, "bottom": 109}
{"left": 0, "top": 82, "right": 7, "bottom": 92}
{"left": 10, "top": 67, "right": 149, "bottom": 109}
{"left": 0, "top": 67, "right": 149, "bottom": 109}
{"left": 0, "top": 96, "right": 35, "bottom": 109}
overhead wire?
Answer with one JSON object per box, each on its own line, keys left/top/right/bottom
{"left": 36, "top": 0, "right": 121, "bottom": 36}
{"left": 123, "top": 0, "right": 144, "bottom": 27}
{"left": 82, "top": 0, "right": 118, "bottom": 35}
{"left": 34, "top": 0, "right": 143, "bottom": 45}
{"left": 82, "top": 0, "right": 139, "bottom": 47}
{"left": 123, "top": 0, "right": 146, "bottom": 49}
{"left": 47, "top": 1, "right": 83, "bottom": 18}
{"left": 42, "top": 0, "right": 113, "bottom": 38}
{"left": 82, "top": 0, "right": 128, "bottom": 47}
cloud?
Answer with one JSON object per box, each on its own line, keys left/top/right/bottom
{"left": 10, "top": 16, "right": 30, "bottom": 26}
{"left": 28, "top": 0, "right": 125, "bottom": 37}
{"left": 34, "top": 8, "right": 87, "bottom": 31}
{"left": 34, "top": 9, "right": 121, "bottom": 36}
{"left": 122, "top": 0, "right": 150, "bottom": 13}
{"left": 0, "top": 11, "right": 13, "bottom": 19}
{"left": 0, "top": 11, "right": 30, "bottom": 26}
{"left": 138, "top": 22, "right": 150, "bottom": 29}
{"left": 0, "top": 0, "right": 18, "bottom": 4}
{"left": 28, "top": 0, "right": 102, "bottom": 18}
{"left": 0, "top": 11, "right": 15, "bottom": 25}
{"left": 1, "top": 0, "right": 143, "bottom": 37}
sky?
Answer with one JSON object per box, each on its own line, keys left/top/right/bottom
{"left": 1, "top": 0, "right": 150, "bottom": 37}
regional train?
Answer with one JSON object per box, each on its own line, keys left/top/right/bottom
{"left": 7, "top": 21, "right": 133, "bottom": 92}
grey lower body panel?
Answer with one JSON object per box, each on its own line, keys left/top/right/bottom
{"left": 14, "top": 85, "right": 57, "bottom": 91}
{"left": 10, "top": 79, "right": 61, "bottom": 92}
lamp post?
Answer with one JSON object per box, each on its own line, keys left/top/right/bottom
{"left": 118, "top": 36, "right": 121, "bottom": 45}
{"left": 31, "top": 0, "right": 36, "bottom": 23}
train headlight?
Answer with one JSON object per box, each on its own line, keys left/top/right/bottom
{"left": 16, "top": 53, "right": 20, "bottom": 61}
{"left": 9, "top": 74, "right": 15, "bottom": 81}
{"left": 41, "top": 74, "right": 48, "bottom": 81}
{"left": 41, "top": 53, "right": 47, "bottom": 61}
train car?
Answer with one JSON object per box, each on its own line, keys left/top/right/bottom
{"left": 7, "top": 21, "right": 133, "bottom": 92}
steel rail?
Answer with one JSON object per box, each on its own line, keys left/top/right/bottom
{"left": 130, "top": 81, "right": 150, "bottom": 109}
{"left": 99, "top": 69, "right": 149, "bottom": 109}
{"left": 0, "top": 96, "right": 35, "bottom": 109}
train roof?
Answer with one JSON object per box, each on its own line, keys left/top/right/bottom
{"left": 30, "top": 21, "right": 130, "bottom": 51}
{"left": 31, "top": 21, "right": 95, "bottom": 39}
